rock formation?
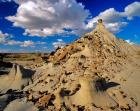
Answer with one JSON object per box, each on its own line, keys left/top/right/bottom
{"left": 0, "top": 64, "right": 34, "bottom": 93}
{"left": 22, "top": 19, "right": 140, "bottom": 110}
{"left": 0, "top": 19, "right": 140, "bottom": 111}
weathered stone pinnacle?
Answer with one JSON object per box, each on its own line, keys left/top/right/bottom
{"left": 96, "top": 19, "right": 105, "bottom": 30}
{"left": 98, "top": 19, "right": 103, "bottom": 23}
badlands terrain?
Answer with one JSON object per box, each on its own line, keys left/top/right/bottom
{"left": 0, "top": 19, "right": 140, "bottom": 111}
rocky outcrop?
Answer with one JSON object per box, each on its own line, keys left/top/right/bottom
{"left": 22, "top": 19, "right": 140, "bottom": 110}
{"left": 0, "top": 64, "right": 34, "bottom": 93}
{"left": 1, "top": 19, "right": 140, "bottom": 111}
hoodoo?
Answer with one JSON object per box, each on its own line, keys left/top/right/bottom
{"left": 96, "top": 19, "right": 105, "bottom": 29}
{"left": 0, "top": 64, "right": 34, "bottom": 93}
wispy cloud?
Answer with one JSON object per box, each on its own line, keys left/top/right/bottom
{"left": 0, "top": 29, "right": 46, "bottom": 47}
{"left": 0, "top": 29, "right": 47, "bottom": 47}
{"left": 0, "top": 34, "right": 47, "bottom": 48}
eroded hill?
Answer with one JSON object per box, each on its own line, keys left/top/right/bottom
{"left": 0, "top": 19, "right": 140, "bottom": 111}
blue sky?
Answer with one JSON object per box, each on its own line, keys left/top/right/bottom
{"left": 0, "top": 0, "right": 140, "bottom": 53}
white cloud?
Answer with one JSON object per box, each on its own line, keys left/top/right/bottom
{"left": 43, "top": 46, "right": 47, "bottom": 49}
{"left": 0, "top": 30, "right": 11, "bottom": 43}
{"left": 0, "top": 30, "right": 23, "bottom": 46}
{"left": 124, "top": 2, "right": 140, "bottom": 20}
{"left": 125, "top": 39, "right": 134, "bottom": 45}
{"left": 1, "top": 38, "right": 46, "bottom": 47}
{"left": 36, "top": 41, "right": 46, "bottom": 45}
{"left": 57, "top": 39, "right": 63, "bottom": 42}
{"left": 4, "top": 40, "right": 32, "bottom": 47}
{"left": 6, "top": 0, "right": 90, "bottom": 37}
{"left": 20, "top": 40, "right": 34, "bottom": 47}
{"left": 5, "top": 40, "right": 22, "bottom": 45}
{"left": 0, "top": 30, "right": 9, "bottom": 38}
{"left": 86, "top": 2, "right": 140, "bottom": 33}
{"left": 0, "top": 30, "right": 47, "bottom": 47}
{"left": 52, "top": 39, "right": 66, "bottom": 48}
{"left": 5, "top": 1, "right": 140, "bottom": 36}
{"left": 86, "top": 8, "right": 126, "bottom": 33}
{"left": 105, "top": 22, "right": 127, "bottom": 33}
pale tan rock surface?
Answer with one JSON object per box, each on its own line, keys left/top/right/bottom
{"left": 0, "top": 19, "right": 140, "bottom": 111}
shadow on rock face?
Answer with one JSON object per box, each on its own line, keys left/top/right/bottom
{"left": 0, "top": 71, "right": 9, "bottom": 75}
{"left": 60, "top": 88, "right": 71, "bottom": 97}
{"left": 18, "top": 65, "right": 35, "bottom": 79}
{"left": 0, "top": 61, "right": 12, "bottom": 68}
{"left": 0, "top": 90, "right": 27, "bottom": 111}
{"left": 95, "top": 78, "right": 120, "bottom": 92}
{"left": 105, "top": 82, "right": 120, "bottom": 90}
{"left": 0, "top": 62, "right": 13, "bottom": 75}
